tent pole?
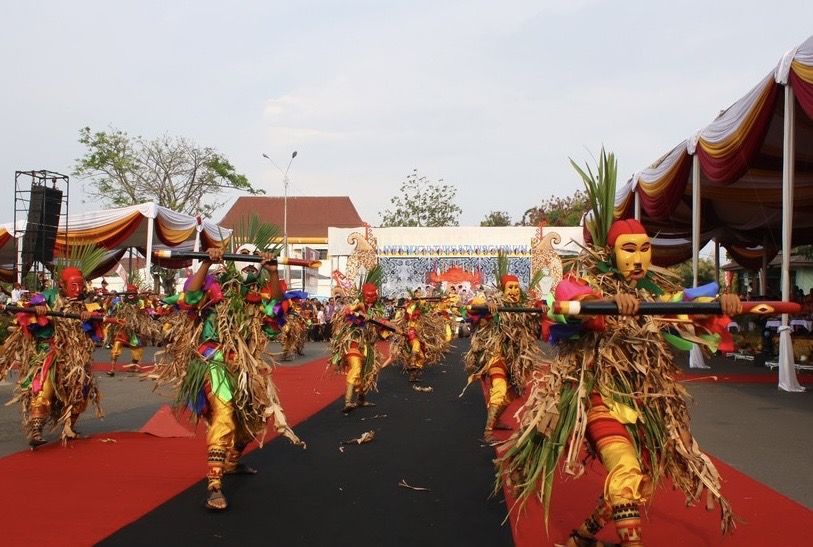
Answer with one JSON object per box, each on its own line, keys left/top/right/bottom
{"left": 192, "top": 217, "right": 202, "bottom": 271}
{"left": 778, "top": 83, "right": 803, "bottom": 392}
{"left": 760, "top": 248, "right": 768, "bottom": 295}
{"left": 145, "top": 216, "right": 155, "bottom": 293}
{"left": 634, "top": 190, "right": 641, "bottom": 221}
{"left": 714, "top": 240, "right": 720, "bottom": 285}
{"left": 687, "top": 154, "right": 709, "bottom": 369}
{"left": 691, "top": 154, "right": 700, "bottom": 288}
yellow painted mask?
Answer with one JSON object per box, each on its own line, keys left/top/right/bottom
{"left": 613, "top": 233, "right": 652, "bottom": 281}
{"left": 503, "top": 280, "right": 521, "bottom": 303}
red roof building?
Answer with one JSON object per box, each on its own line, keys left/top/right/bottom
{"left": 220, "top": 196, "right": 364, "bottom": 243}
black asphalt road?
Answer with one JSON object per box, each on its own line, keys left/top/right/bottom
{"left": 99, "top": 343, "right": 514, "bottom": 547}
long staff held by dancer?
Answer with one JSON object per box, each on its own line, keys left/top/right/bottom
{"left": 0, "top": 304, "right": 122, "bottom": 323}
{"left": 153, "top": 249, "right": 321, "bottom": 269}
{"left": 467, "top": 300, "right": 800, "bottom": 316}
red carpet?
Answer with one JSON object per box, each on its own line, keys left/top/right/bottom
{"left": 138, "top": 404, "right": 196, "bottom": 437}
{"left": 0, "top": 357, "right": 344, "bottom": 547}
{"left": 487, "top": 396, "right": 813, "bottom": 547}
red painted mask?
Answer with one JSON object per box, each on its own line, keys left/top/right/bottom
{"left": 60, "top": 267, "right": 85, "bottom": 298}
{"left": 500, "top": 274, "right": 521, "bottom": 303}
{"left": 362, "top": 283, "right": 378, "bottom": 305}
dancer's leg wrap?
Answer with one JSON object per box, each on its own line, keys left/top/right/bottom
{"left": 345, "top": 352, "right": 363, "bottom": 404}
{"left": 486, "top": 356, "right": 510, "bottom": 406}
{"left": 409, "top": 337, "right": 424, "bottom": 369}
{"left": 130, "top": 346, "right": 144, "bottom": 363}
{"left": 612, "top": 502, "right": 644, "bottom": 546}
{"left": 110, "top": 341, "right": 124, "bottom": 362}
{"left": 206, "top": 390, "right": 236, "bottom": 490}
{"left": 587, "top": 394, "right": 647, "bottom": 546}
{"left": 29, "top": 374, "right": 55, "bottom": 420}
{"left": 484, "top": 362, "right": 509, "bottom": 438}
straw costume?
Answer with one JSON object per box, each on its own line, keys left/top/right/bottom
{"left": 279, "top": 293, "right": 308, "bottom": 360}
{"left": 329, "top": 267, "right": 392, "bottom": 413}
{"left": 152, "top": 220, "right": 302, "bottom": 511}
{"left": 0, "top": 245, "right": 107, "bottom": 447}
{"left": 433, "top": 293, "right": 461, "bottom": 346}
{"left": 463, "top": 254, "right": 548, "bottom": 442}
{"left": 107, "top": 283, "right": 160, "bottom": 375}
{"left": 390, "top": 296, "right": 447, "bottom": 383}
{"left": 496, "top": 150, "right": 738, "bottom": 547}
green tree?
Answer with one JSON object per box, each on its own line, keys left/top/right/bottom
{"left": 380, "top": 170, "right": 462, "bottom": 227}
{"left": 480, "top": 211, "right": 512, "bottom": 227}
{"left": 669, "top": 257, "right": 720, "bottom": 288}
{"left": 73, "top": 127, "right": 263, "bottom": 217}
{"left": 518, "top": 189, "right": 589, "bottom": 227}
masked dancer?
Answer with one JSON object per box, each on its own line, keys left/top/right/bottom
{"left": 0, "top": 247, "right": 107, "bottom": 447}
{"left": 497, "top": 150, "right": 739, "bottom": 546}
{"left": 154, "top": 234, "right": 303, "bottom": 511}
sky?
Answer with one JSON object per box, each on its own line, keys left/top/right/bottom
{"left": 1, "top": 0, "right": 812, "bottom": 227}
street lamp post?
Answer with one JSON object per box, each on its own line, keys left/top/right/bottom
{"left": 262, "top": 151, "right": 298, "bottom": 284}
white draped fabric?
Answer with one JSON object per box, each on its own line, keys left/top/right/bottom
{"left": 1, "top": 202, "right": 232, "bottom": 281}
{"left": 614, "top": 36, "right": 813, "bottom": 392}
{"left": 618, "top": 37, "right": 813, "bottom": 215}
{"left": 54, "top": 202, "right": 230, "bottom": 246}
{"left": 696, "top": 73, "right": 775, "bottom": 147}
{"left": 689, "top": 344, "right": 710, "bottom": 369}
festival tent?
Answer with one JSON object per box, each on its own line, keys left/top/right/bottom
{"left": 1, "top": 202, "right": 231, "bottom": 282}
{"left": 614, "top": 34, "right": 813, "bottom": 392}
{"left": 0, "top": 224, "right": 17, "bottom": 282}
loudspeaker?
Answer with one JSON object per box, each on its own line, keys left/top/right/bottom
{"left": 21, "top": 185, "right": 63, "bottom": 267}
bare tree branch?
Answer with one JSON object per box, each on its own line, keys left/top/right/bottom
{"left": 73, "top": 126, "right": 264, "bottom": 216}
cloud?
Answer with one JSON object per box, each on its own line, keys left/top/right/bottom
{"left": 266, "top": 125, "right": 355, "bottom": 145}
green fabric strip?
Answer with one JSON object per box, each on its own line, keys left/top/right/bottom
{"left": 662, "top": 332, "right": 694, "bottom": 352}
{"left": 208, "top": 351, "right": 233, "bottom": 401}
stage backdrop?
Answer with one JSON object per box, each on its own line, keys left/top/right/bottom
{"left": 328, "top": 226, "right": 583, "bottom": 298}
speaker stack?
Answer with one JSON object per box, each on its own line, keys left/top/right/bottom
{"left": 21, "top": 185, "right": 63, "bottom": 270}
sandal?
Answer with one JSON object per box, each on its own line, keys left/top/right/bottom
{"left": 206, "top": 489, "right": 228, "bottom": 511}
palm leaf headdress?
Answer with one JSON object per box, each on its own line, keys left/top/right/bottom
{"left": 55, "top": 242, "right": 109, "bottom": 279}
{"left": 493, "top": 251, "right": 510, "bottom": 289}
{"left": 359, "top": 264, "right": 383, "bottom": 292}
{"left": 569, "top": 146, "right": 618, "bottom": 248}
{"left": 230, "top": 215, "right": 282, "bottom": 255}
{"left": 222, "top": 215, "right": 283, "bottom": 282}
